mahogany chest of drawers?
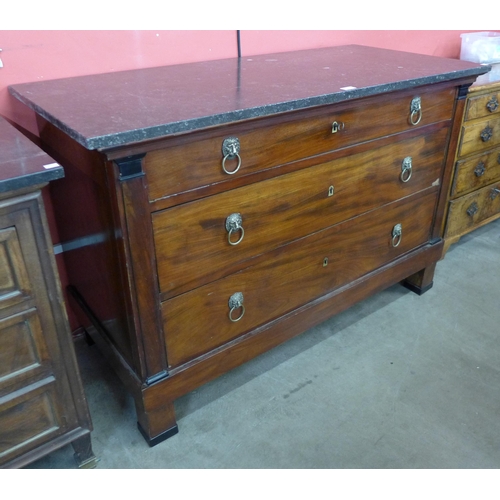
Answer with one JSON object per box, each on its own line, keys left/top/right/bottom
{"left": 443, "top": 77, "right": 500, "bottom": 251}
{"left": 9, "top": 45, "right": 487, "bottom": 446}
{"left": 0, "top": 117, "right": 96, "bottom": 468}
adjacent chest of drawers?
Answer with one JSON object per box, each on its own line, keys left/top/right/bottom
{"left": 0, "top": 118, "right": 96, "bottom": 468}
{"left": 444, "top": 78, "right": 500, "bottom": 250}
{"left": 9, "top": 45, "right": 487, "bottom": 446}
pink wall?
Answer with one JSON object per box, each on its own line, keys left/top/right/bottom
{"left": 0, "top": 30, "right": 489, "bottom": 128}
{"left": 241, "top": 30, "right": 473, "bottom": 58}
{"left": 1, "top": 31, "right": 238, "bottom": 134}
{"left": 0, "top": 30, "right": 493, "bottom": 331}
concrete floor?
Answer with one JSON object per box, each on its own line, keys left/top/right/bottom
{"left": 27, "top": 219, "right": 500, "bottom": 469}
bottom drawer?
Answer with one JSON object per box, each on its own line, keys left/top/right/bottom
{"left": 445, "top": 181, "right": 500, "bottom": 238}
{"left": 162, "top": 188, "right": 439, "bottom": 368}
{"left": 0, "top": 379, "right": 61, "bottom": 462}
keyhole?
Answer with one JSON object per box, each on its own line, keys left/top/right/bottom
{"left": 323, "top": 258, "right": 329, "bottom": 267}
{"left": 328, "top": 186, "right": 335, "bottom": 197}
{"left": 331, "top": 121, "right": 345, "bottom": 134}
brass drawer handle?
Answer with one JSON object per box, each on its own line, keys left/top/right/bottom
{"left": 331, "top": 121, "right": 345, "bottom": 134}
{"left": 222, "top": 137, "right": 242, "bottom": 175}
{"left": 409, "top": 97, "right": 422, "bottom": 126}
{"left": 467, "top": 202, "right": 479, "bottom": 217}
{"left": 474, "top": 161, "right": 486, "bottom": 177}
{"left": 391, "top": 223, "right": 402, "bottom": 247}
{"left": 400, "top": 157, "right": 413, "bottom": 182}
{"left": 486, "top": 96, "right": 499, "bottom": 113}
{"left": 480, "top": 126, "right": 493, "bottom": 142}
{"left": 228, "top": 292, "right": 245, "bottom": 322}
{"left": 225, "top": 213, "right": 244, "bottom": 246}
{"left": 490, "top": 187, "right": 500, "bottom": 200}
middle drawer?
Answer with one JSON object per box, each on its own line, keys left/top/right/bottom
{"left": 153, "top": 127, "right": 448, "bottom": 299}
{"left": 458, "top": 115, "right": 500, "bottom": 158}
{"left": 450, "top": 147, "right": 500, "bottom": 198}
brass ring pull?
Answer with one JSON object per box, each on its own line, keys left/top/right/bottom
{"left": 490, "top": 187, "right": 500, "bottom": 200}
{"left": 225, "top": 213, "right": 244, "bottom": 246}
{"left": 409, "top": 97, "right": 422, "bottom": 126}
{"left": 222, "top": 137, "right": 242, "bottom": 175}
{"left": 486, "top": 96, "right": 498, "bottom": 113}
{"left": 228, "top": 292, "right": 245, "bottom": 322}
{"left": 222, "top": 152, "right": 242, "bottom": 175}
{"left": 400, "top": 157, "right": 413, "bottom": 182}
{"left": 467, "top": 202, "right": 478, "bottom": 217}
{"left": 480, "top": 126, "right": 493, "bottom": 142}
{"left": 474, "top": 161, "right": 486, "bottom": 177}
{"left": 391, "top": 223, "right": 402, "bottom": 247}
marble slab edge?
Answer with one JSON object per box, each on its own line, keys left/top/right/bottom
{"left": 9, "top": 66, "right": 490, "bottom": 152}
{"left": 0, "top": 164, "right": 64, "bottom": 193}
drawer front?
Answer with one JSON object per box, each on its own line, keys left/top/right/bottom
{"left": 0, "top": 309, "right": 51, "bottom": 394}
{"left": 445, "top": 181, "right": 500, "bottom": 238}
{"left": 153, "top": 128, "right": 448, "bottom": 298}
{"left": 162, "top": 189, "right": 438, "bottom": 368}
{"left": 0, "top": 379, "right": 62, "bottom": 462}
{"left": 145, "top": 87, "right": 455, "bottom": 202}
{"left": 465, "top": 90, "right": 500, "bottom": 121}
{"left": 458, "top": 116, "right": 500, "bottom": 157}
{"left": 451, "top": 147, "right": 500, "bottom": 198}
{"left": 0, "top": 227, "right": 32, "bottom": 315}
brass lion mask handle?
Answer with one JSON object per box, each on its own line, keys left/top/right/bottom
{"left": 222, "top": 137, "right": 242, "bottom": 175}
{"left": 401, "top": 157, "right": 413, "bottom": 183}
{"left": 225, "top": 213, "right": 245, "bottom": 246}
{"left": 391, "top": 223, "right": 402, "bottom": 247}
{"left": 228, "top": 292, "right": 245, "bottom": 322}
{"left": 409, "top": 97, "right": 422, "bottom": 126}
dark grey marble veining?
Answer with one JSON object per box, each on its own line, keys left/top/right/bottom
{"left": 0, "top": 117, "right": 63, "bottom": 193}
{"left": 8, "top": 45, "right": 490, "bottom": 151}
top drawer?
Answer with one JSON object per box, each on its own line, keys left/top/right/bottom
{"left": 143, "top": 87, "right": 456, "bottom": 202}
{"left": 465, "top": 89, "right": 500, "bottom": 122}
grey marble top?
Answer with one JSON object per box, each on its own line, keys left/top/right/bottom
{"left": 0, "top": 117, "right": 63, "bottom": 193}
{"left": 8, "top": 45, "right": 489, "bottom": 151}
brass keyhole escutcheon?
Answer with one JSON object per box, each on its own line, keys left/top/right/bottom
{"left": 328, "top": 185, "right": 335, "bottom": 197}
{"left": 323, "top": 257, "right": 329, "bottom": 267}
{"left": 331, "top": 121, "right": 345, "bottom": 134}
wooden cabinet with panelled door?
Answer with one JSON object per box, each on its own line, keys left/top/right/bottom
{"left": 9, "top": 46, "right": 487, "bottom": 446}
{"left": 443, "top": 77, "right": 500, "bottom": 251}
{"left": 0, "top": 117, "right": 97, "bottom": 469}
